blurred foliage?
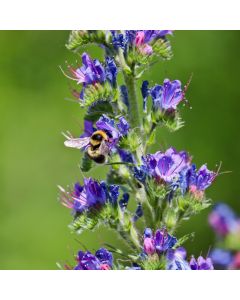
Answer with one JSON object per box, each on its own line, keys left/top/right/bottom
{"left": 0, "top": 31, "right": 240, "bottom": 269}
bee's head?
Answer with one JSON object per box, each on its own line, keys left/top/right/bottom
{"left": 90, "top": 130, "right": 109, "bottom": 146}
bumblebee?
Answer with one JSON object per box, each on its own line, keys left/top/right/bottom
{"left": 64, "top": 130, "right": 110, "bottom": 164}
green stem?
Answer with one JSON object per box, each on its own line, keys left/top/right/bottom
{"left": 111, "top": 222, "right": 141, "bottom": 251}
{"left": 123, "top": 73, "right": 141, "bottom": 130}
{"left": 118, "top": 49, "right": 142, "bottom": 130}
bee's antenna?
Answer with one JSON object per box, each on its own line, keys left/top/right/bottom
{"left": 62, "top": 131, "right": 73, "bottom": 139}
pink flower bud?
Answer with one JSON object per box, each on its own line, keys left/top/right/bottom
{"left": 144, "top": 237, "right": 155, "bottom": 255}
{"left": 100, "top": 264, "right": 111, "bottom": 270}
{"left": 135, "top": 31, "right": 145, "bottom": 46}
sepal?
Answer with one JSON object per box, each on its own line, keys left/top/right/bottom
{"left": 80, "top": 82, "right": 119, "bottom": 107}
{"left": 152, "top": 38, "right": 172, "bottom": 60}
{"left": 69, "top": 203, "right": 113, "bottom": 234}
{"left": 141, "top": 254, "right": 166, "bottom": 270}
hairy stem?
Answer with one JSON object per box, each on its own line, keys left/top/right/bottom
{"left": 111, "top": 222, "right": 141, "bottom": 251}
{"left": 124, "top": 73, "right": 142, "bottom": 130}
{"left": 118, "top": 49, "right": 142, "bottom": 130}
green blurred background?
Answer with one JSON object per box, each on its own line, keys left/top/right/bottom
{"left": 0, "top": 31, "right": 240, "bottom": 269}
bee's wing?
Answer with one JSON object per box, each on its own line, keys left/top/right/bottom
{"left": 63, "top": 133, "right": 90, "bottom": 149}
{"left": 98, "top": 140, "right": 110, "bottom": 155}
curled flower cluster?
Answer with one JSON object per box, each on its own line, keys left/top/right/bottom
{"left": 142, "top": 79, "right": 184, "bottom": 113}
{"left": 111, "top": 30, "right": 172, "bottom": 56}
{"left": 143, "top": 228, "right": 177, "bottom": 255}
{"left": 59, "top": 30, "right": 220, "bottom": 270}
{"left": 136, "top": 228, "right": 214, "bottom": 270}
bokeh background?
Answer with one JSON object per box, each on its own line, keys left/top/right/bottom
{"left": 0, "top": 31, "right": 240, "bottom": 269}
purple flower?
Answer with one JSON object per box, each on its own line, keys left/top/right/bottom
{"left": 111, "top": 31, "right": 128, "bottom": 51}
{"left": 84, "top": 178, "right": 107, "bottom": 206}
{"left": 118, "top": 149, "right": 135, "bottom": 163}
{"left": 133, "top": 203, "right": 143, "bottom": 222}
{"left": 65, "top": 52, "right": 117, "bottom": 101}
{"left": 80, "top": 120, "right": 95, "bottom": 138}
{"left": 112, "top": 30, "right": 172, "bottom": 54}
{"left": 150, "top": 79, "right": 184, "bottom": 111}
{"left": 141, "top": 80, "right": 149, "bottom": 111}
{"left": 143, "top": 228, "right": 177, "bottom": 256}
{"left": 70, "top": 52, "right": 106, "bottom": 85}
{"left": 144, "top": 147, "right": 190, "bottom": 183}
{"left": 189, "top": 256, "right": 214, "bottom": 270}
{"left": 133, "top": 30, "right": 172, "bottom": 55}
{"left": 190, "top": 164, "right": 216, "bottom": 191}
{"left": 74, "top": 248, "right": 113, "bottom": 270}
{"left": 144, "top": 228, "right": 153, "bottom": 238}
{"left": 142, "top": 30, "right": 172, "bottom": 42}
{"left": 134, "top": 165, "right": 148, "bottom": 183}
{"left": 105, "top": 56, "right": 118, "bottom": 87}
{"left": 129, "top": 30, "right": 172, "bottom": 46}
{"left": 95, "top": 248, "right": 113, "bottom": 267}
{"left": 154, "top": 228, "right": 177, "bottom": 253}
{"left": 208, "top": 203, "right": 238, "bottom": 236}
{"left": 105, "top": 183, "right": 120, "bottom": 205}
{"left": 117, "top": 116, "right": 130, "bottom": 135}
{"left": 178, "top": 164, "right": 216, "bottom": 198}
{"left": 167, "top": 247, "right": 191, "bottom": 270}
{"left": 125, "top": 30, "right": 137, "bottom": 44}
{"left": 59, "top": 178, "right": 120, "bottom": 214}
{"left": 119, "top": 193, "right": 129, "bottom": 211}
{"left": 96, "top": 115, "right": 121, "bottom": 141}
{"left": 229, "top": 252, "right": 240, "bottom": 270}
{"left": 210, "top": 248, "right": 233, "bottom": 269}
{"left": 120, "top": 85, "right": 129, "bottom": 107}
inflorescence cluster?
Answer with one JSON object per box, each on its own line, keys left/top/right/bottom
{"left": 59, "top": 30, "right": 220, "bottom": 270}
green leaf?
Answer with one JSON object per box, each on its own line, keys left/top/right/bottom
{"left": 146, "top": 129, "right": 156, "bottom": 146}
